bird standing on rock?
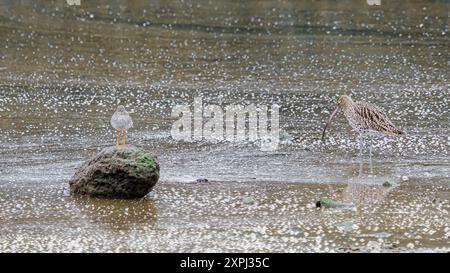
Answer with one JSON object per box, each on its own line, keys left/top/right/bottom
{"left": 111, "top": 105, "right": 133, "bottom": 147}
{"left": 322, "top": 95, "right": 403, "bottom": 172}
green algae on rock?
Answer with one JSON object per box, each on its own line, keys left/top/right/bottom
{"left": 316, "top": 197, "right": 354, "bottom": 209}
{"left": 124, "top": 148, "right": 158, "bottom": 177}
{"left": 69, "top": 146, "right": 160, "bottom": 199}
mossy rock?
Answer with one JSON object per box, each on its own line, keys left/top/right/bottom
{"left": 316, "top": 197, "right": 353, "bottom": 209}
{"left": 69, "top": 146, "right": 160, "bottom": 199}
{"left": 383, "top": 181, "right": 400, "bottom": 188}
{"left": 124, "top": 149, "right": 158, "bottom": 176}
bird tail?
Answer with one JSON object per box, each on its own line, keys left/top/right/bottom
{"left": 389, "top": 127, "right": 403, "bottom": 135}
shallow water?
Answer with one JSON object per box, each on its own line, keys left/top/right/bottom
{"left": 0, "top": 0, "right": 449, "bottom": 252}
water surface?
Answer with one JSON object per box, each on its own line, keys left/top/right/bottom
{"left": 0, "top": 0, "right": 448, "bottom": 252}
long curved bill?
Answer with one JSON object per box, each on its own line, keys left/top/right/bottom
{"left": 321, "top": 105, "right": 340, "bottom": 141}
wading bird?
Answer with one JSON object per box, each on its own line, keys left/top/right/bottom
{"left": 111, "top": 105, "right": 133, "bottom": 147}
{"left": 322, "top": 95, "right": 403, "bottom": 172}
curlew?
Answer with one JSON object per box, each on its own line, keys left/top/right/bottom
{"left": 111, "top": 105, "right": 133, "bottom": 147}
{"left": 321, "top": 95, "right": 403, "bottom": 171}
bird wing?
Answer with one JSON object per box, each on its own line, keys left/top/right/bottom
{"left": 111, "top": 112, "right": 133, "bottom": 129}
{"left": 123, "top": 110, "right": 133, "bottom": 129}
{"left": 354, "top": 102, "right": 402, "bottom": 135}
{"left": 111, "top": 112, "right": 119, "bottom": 128}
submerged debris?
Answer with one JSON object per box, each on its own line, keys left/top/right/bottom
{"left": 432, "top": 192, "right": 450, "bottom": 204}
{"left": 196, "top": 178, "right": 209, "bottom": 183}
{"left": 288, "top": 226, "right": 304, "bottom": 234}
{"left": 242, "top": 196, "right": 255, "bottom": 205}
{"left": 383, "top": 180, "right": 401, "bottom": 188}
{"left": 337, "top": 220, "right": 359, "bottom": 232}
{"left": 315, "top": 197, "right": 354, "bottom": 209}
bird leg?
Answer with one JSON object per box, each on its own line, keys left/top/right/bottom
{"left": 358, "top": 134, "right": 364, "bottom": 177}
{"left": 369, "top": 137, "right": 373, "bottom": 174}
{"left": 116, "top": 129, "right": 120, "bottom": 147}
{"left": 122, "top": 129, "right": 126, "bottom": 145}
{"left": 359, "top": 134, "right": 364, "bottom": 159}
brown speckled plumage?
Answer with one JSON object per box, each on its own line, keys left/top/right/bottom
{"left": 322, "top": 95, "right": 403, "bottom": 141}
{"left": 342, "top": 99, "right": 403, "bottom": 136}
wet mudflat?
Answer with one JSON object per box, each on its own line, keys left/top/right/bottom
{"left": 0, "top": 0, "right": 449, "bottom": 252}
{"left": 0, "top": 180, "right": 448, "bottom": 252}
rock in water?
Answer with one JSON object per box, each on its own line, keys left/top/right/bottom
{"left": 316, "top": 197, "right": 354, "bottom": 209}
{"left": 196, "top": 178, "right": 209, "bottom": 183}
{"left": 69, "top": 146, "right": 160, "bottom": 199}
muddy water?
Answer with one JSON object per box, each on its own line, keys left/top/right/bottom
{"left": 0, "top": 0, "right": 449, "bottom": 252}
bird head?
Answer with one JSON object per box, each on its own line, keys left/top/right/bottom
{"left": 321, "top": 95, "right": 352, "bottom": 141}
{"left": 116, "top": 105, "right": 126, "bottom": 112}
{"left": 337, "top": 95, "right": 353, "bottom": 108}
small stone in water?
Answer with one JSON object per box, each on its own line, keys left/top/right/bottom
{"left": 370, "top": 232, "right": 392, "bottom": 238}
{"left": 316, "top": 197, "right": 353, "bottom": 208}
{"left": 401, "top": 176, "right": 409, "bottom": 182}
{"left": 337, "top": 221, "right": 358, "bottom": 232}
{"left": 289, "top": 227, "right": 304, "bottom": 233}
{"left": 242, "top": 196, "right": 255, "bottom": 205}
{"left": 196, "top": 178, "right": 209, "bottom": 183}
{"left": 366, "top": 240, "right": 381, "bottom": 250}
{"left": 383, "top": 181, "right": 393, "bottom": 187}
